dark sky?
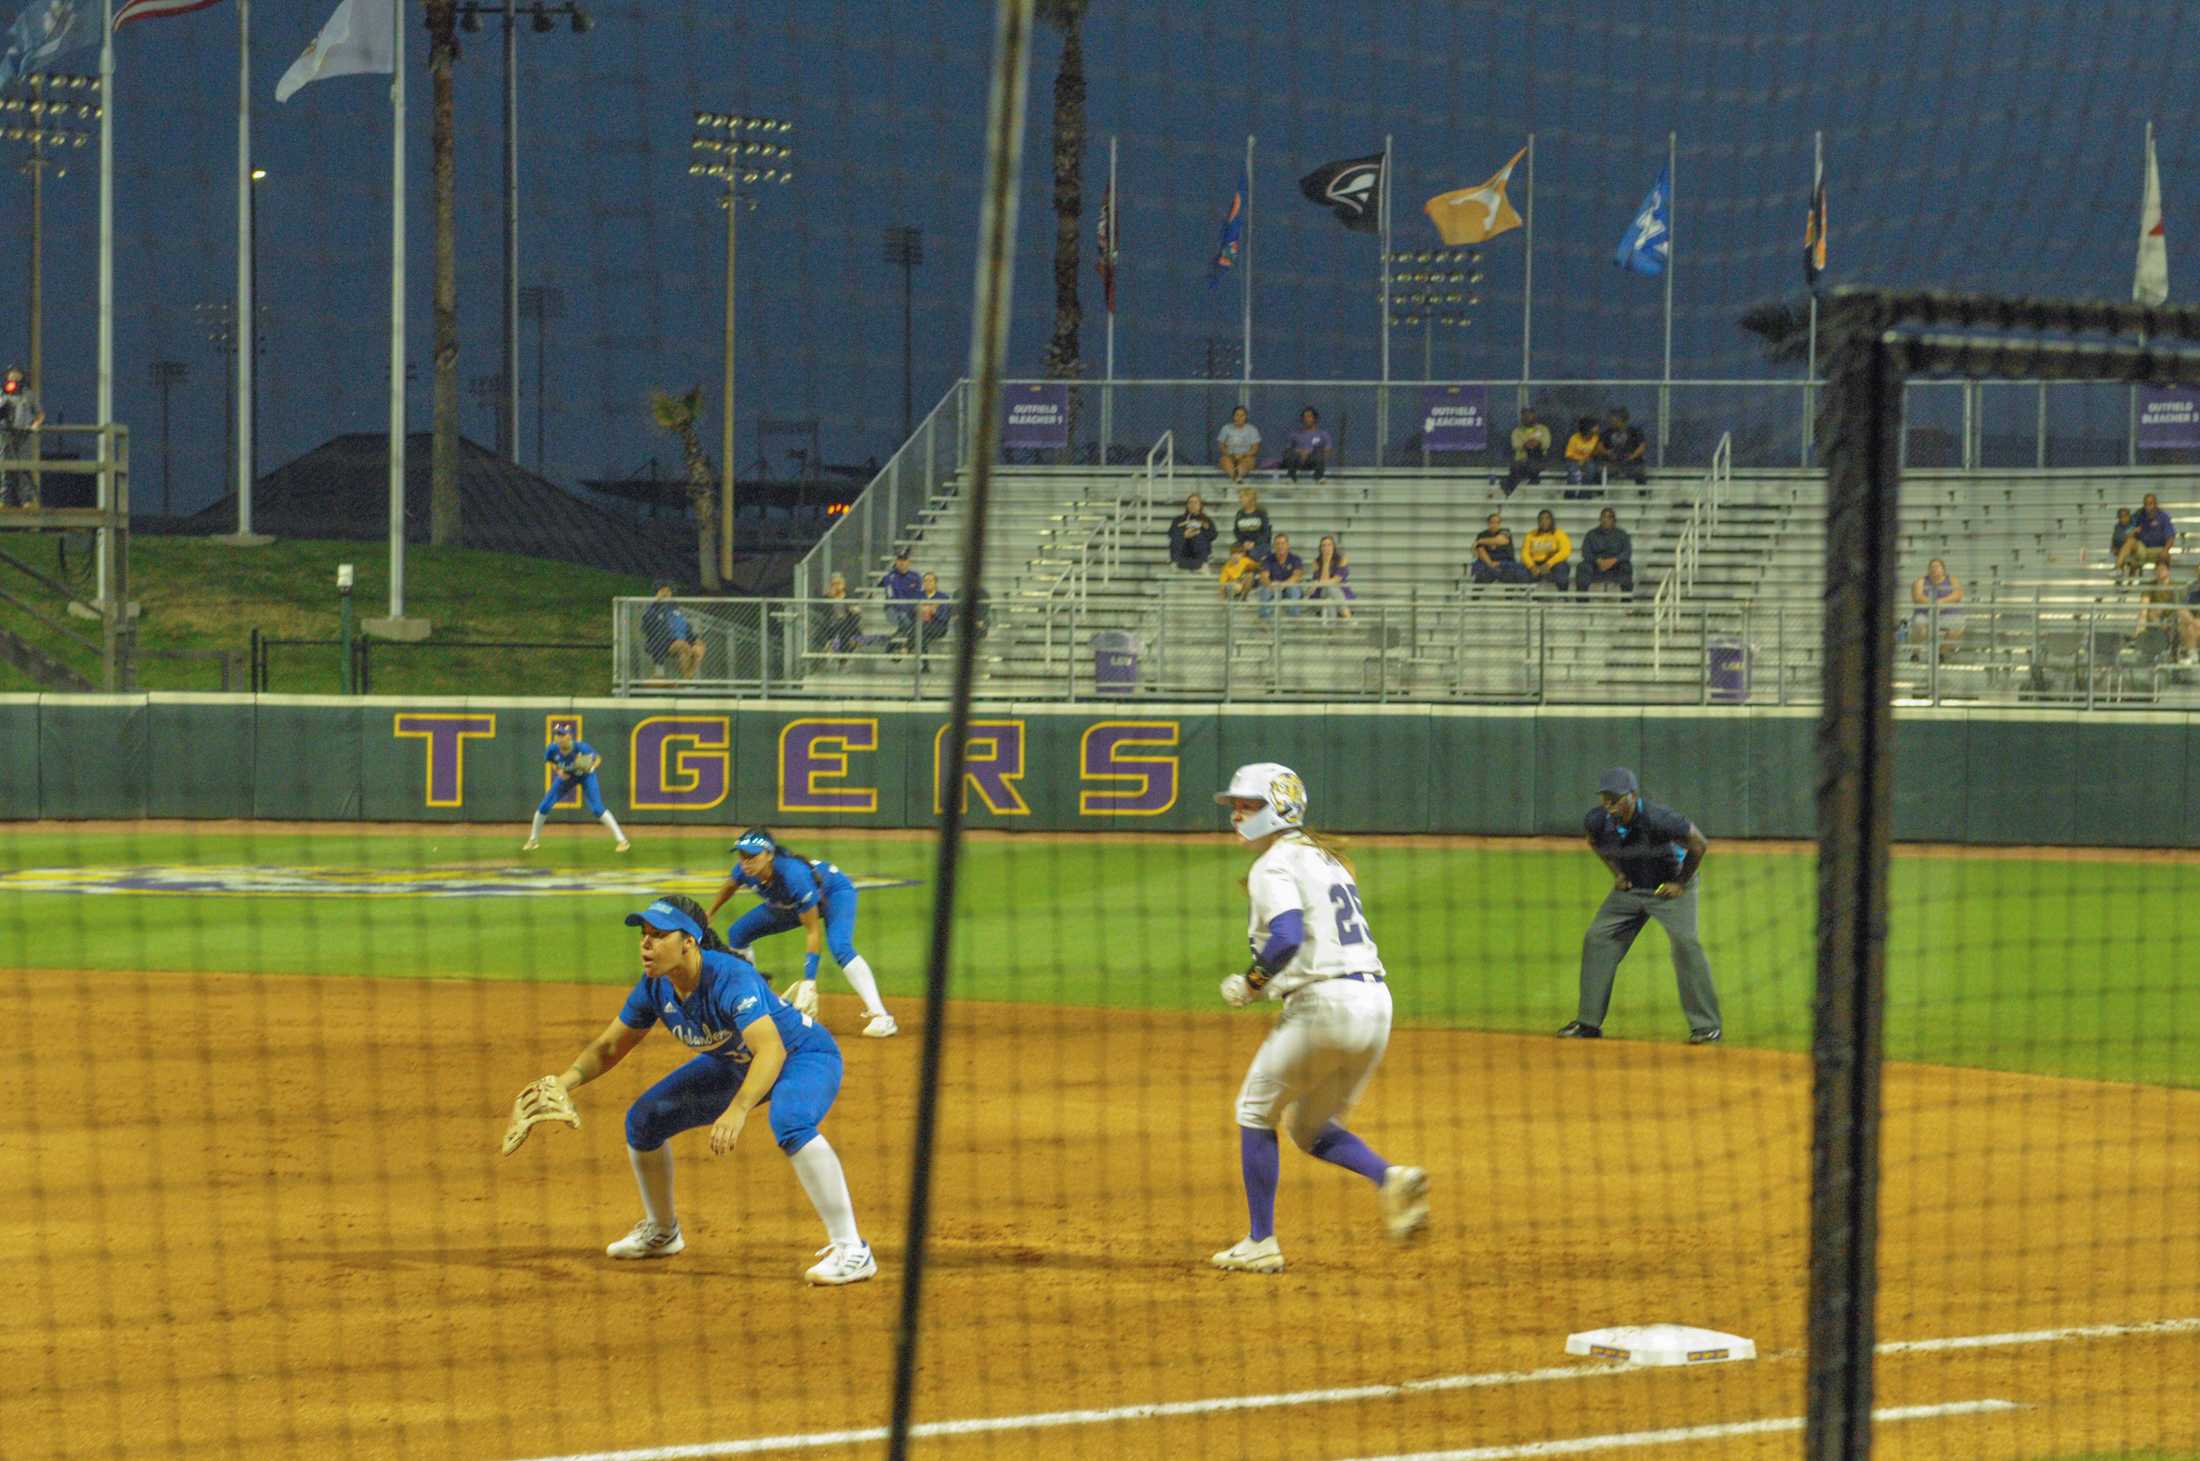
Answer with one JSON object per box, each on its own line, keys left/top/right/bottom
{"left": 8, "top": 0, "right": 2195, "bottom": 512}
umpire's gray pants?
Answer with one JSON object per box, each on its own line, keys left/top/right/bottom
{"left": 1576, "top": 883, "right": 1722, "bottom": 1034}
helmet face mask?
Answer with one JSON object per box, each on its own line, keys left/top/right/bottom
{"left": 1215, "top": 762, "right": 1306, "bottom": 841}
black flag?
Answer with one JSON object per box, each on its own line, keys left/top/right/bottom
{"left": 1299, "top": 152, "right": 1386, "bottom": 233}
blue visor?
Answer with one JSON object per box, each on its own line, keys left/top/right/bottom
{"left": 624, "top": 900, "right": 704, "bottom": 941}
{"left": 731, "top": 832, "right": 776, "bottom": 856}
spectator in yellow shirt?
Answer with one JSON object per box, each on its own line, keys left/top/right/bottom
{"left": 1522, "top": 509, "right": 1573, "bottom": 589}
{"left": 1217, "top": 540, "right": 1261, "bottom": 601}
{"left": 1563, "top": 416, "right": 1602, "bottom": 486}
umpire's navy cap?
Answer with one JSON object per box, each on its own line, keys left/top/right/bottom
{"left": 1597, "top": 766, "right": 1639, "bottom": 795}
{"left": 626, "top": 900, "right": 705, "bottom": 941}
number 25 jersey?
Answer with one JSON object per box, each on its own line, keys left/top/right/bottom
{"left": 1245, "top": 832, "right": 1385, "bottom": 998}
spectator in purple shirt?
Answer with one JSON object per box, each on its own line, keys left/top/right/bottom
{"left": 1257, "top": 532, "right": 1306, "bottom": 618}
{"left": 1280, "top": 406, "right": 1332, "bottom": 483}
{"left": 2116, "top": 493, "right": 2177, "bottom": 576}
{"left": 1308, "top": 534, "right": 1355, "bottom": 620}
{"left": 880, "top": 549, "right": 923, "bottom": 648}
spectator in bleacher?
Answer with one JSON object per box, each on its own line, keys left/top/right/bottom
{"left": 818, "top": 572, "right": 863, "bottom": 655}
{"left": 1903, "top": 558, "right": 1966, "bottom": 653}
{"left": 1499, "top": 407, "right": 1551, "bottom": 498}
{"left": 1577, "top": 508, "right": 1634, "bottom": 595}
{"left": 1231, "top": 485, "right": 1273, "bottom": 557}
{"left": 1469, "top": 511, "right": 1529, "bottom": 585}
{"left": 2116, "top": 492, "right": 2177, "bottom": 576}
{"left": 641, "top": 581, "right": 706, "bottom": 681}
{"left": 1169, "top": 492, "right": 1219, "bottom": 572}
{"left": 2134, "top": 559, "right": 2180, "bottom": 658}
{"left": 881, "top": 549, "right": 923, "bottom": 649}
{"left": 1258, "top": 532, "right": 1307, "bottom": 618}
{"left": 1216, "top": 405, "right": 1262, "bottom": 484}
{"left": 1218, "top": 539, "right": 1262, "bottom": 601}
{"left": 1597, "top": 408, "right": 1650, "bottom": 485}
{"left": 916, "top": 570, "right": 954, "bottom": 650}
{"left": 1, "top": 364, "right": 44, "bottom": 508}
{"left": 1309, "top": 535, "right": 1355, "bottom": 620}
{"left": 1281, "top": 407, "right": 1332, "bottom": 482}
{"left": 1522, "top": 509, "right": 1574, "bottom": 590}
{"left": 1563, "top": 416, "right": 1602, "bottom": 486}
{"left": 2109, "top": 506, "right": 2137, "bottom": 567}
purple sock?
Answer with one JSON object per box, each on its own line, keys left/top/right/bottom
{"left": 1239, "top": 1127, "right": 1280, "bottom": 1241}
{"left": 1308, "top": 1122, "right": 1391, "bottom": 1186}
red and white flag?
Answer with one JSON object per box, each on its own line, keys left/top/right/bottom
{"left": 1095, "top": 183, "right": 1119, "bottom": 314}
{"left": 2135, "top": 127, "right": 2168, "bottom": 306}
{"left": 114, "top": 0, "right": 223, "bottom": 27}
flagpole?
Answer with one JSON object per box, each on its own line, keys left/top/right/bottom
{"left": 1380, "top": 132, "right": 1392, "bottom": 389}
{"left": 96, "top": 0, "right": 113, "bottom": 607}
{"left": 1102, "top": 132, "right": 1116, "bottom": 459}
{"left": 1659, "top": 128, "right": 1674, "bottom": 467}
{"left": 1520, "top": 131, "right": 1533, "bottom": 411}
{"left": 1804, "top": 129, "right": 1822, "bottom": 465}
{"left": 2131, "top": 120, "right": 2153, "bottom": 467}
{"left": 389, "top": 0, "right": 409, "bottom": 622}
{"left": 233, "top": 0, "right": 259, "bottom": 539}
{"left": 1242, "top": 133, "right": 1253, "bottom": 384}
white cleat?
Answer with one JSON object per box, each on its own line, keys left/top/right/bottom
{"left": 614, "top": 840, "right": 632, "bottom": 854}
{"left": 605, "top": 1220, "right": 684, "bottom": 1260}
{"left": 1210, "top": 1235, "right": 1284, "bottom": 1274}
{"left": 1380, "top": 1165, "right": 1430, "bottom": 1243}
{"left": 861, "top": 1012, "right": 899, "bottom": 1039}
{"left": 806, "top": 1240, "right": 878, "bottom": 1286}
{"left": 521, "top": 838, "right": 540, "bottom": 851}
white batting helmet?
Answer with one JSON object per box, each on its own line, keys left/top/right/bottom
{"left": 1214, "top": 761, "right": 1307, "bottom": 842}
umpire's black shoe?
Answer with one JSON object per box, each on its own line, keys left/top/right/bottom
{"left": 1688, "top": 1027, "right": 1723, "bottom": 1045}
{"left": 1556, "top": 1021, "right": 1602, "bottom": 1039}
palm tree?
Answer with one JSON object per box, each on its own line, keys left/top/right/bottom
{"left": 427, "top": 0, "right": 462, "bottom": 546}
{"left": 650, "top": 387, "right": 722, "bottom": 591}
{"left": 1038, "top": 0, "right": 1088, "bottom": 394}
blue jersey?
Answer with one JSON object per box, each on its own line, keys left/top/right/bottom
{"left": 546, "top": 740, "right": 598, "bottom": 778}
{"left": 617, "top": 949, "right": 829, "bottom": 1061}
{"left": 730, "top": 854, "right": 854, "bottom": 917}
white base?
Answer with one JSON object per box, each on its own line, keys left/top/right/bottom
{"left": 1565, "top": 1324, "right": 1756, "bottom": 1366}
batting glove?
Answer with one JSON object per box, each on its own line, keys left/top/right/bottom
{"left": 781, "top": 977, "right": 820, "bottom": 1016}
{"left": 1219, "top": 973, "right": 1255, "bottom": 1008}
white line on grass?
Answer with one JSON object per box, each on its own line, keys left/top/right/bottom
{"left": 1341, "top": 1399, "right": 2021, "bottom": 1460}
{"left": 505, "top": 1315, "right": 2199, "bottom": 1461}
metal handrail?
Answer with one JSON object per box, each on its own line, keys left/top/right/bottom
{"left": 1651, "top": 431, "right": 1731, "bottom": 669}
{"left": 794, "top": 381, "right": 964, "bottom": 600}
{"left": 1040, "top": 429, "right": 1175, "bottom": 666}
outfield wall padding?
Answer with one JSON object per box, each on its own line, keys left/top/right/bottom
{"left": 1, "top": 696, "right": 2194, "bottom": 847}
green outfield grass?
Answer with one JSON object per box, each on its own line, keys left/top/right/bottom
{"left": 2, "top": 826, "right": 2194, "bottom": 1089}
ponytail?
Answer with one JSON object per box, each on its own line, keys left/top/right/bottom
{"left": 1239, "top": 826, "right": 1357, "bottom": 889}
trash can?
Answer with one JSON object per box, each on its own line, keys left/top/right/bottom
{"left": 1093, "top": 630, "right": 1139, "bottom": 695}
{"left": 1706, "top": 634, "right": 1751, "bottom": 704}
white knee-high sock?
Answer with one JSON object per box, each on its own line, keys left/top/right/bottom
{"left": 599, "top": 810, "right": 626, "bottom": 842}
{"left": 840, "top": 955, "right": 887, "bottom": 1016}
{"left": 789, "top": 1136, "right": 860, "bottom": 1248}
{"left": 529, "top": 811, "right": 546, "bottom": 839}
{"left": 628, "top": 1144, "right": 676, "bottom": 1228}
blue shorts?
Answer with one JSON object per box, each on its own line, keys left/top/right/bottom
{"left": 623, "top": 1036, "right": 844, "bottom": 1157}
{"left": 725, "top": 886, "right": 860, "bottom": 967}
{"left": 538, "top": 772, "right": 606, "bottom": 817}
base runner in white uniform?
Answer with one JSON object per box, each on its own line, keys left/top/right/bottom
{"left": 1210, "top": 762, "right": 1430, "bottom": 1274}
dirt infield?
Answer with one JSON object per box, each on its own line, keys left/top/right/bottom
{"left": 3, "top": 970, "right": 2195, "bottom": 1460}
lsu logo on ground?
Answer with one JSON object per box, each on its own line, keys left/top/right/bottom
{"left": 0, "top": 866, "right": 918, "bottom": 899}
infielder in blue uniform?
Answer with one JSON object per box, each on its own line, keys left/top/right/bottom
{"left": 1558, "top": 766, "right": 1723, "bottom": 1044}
{"left": 706, "top": 827, "right": 897, "bottom": 1039}
{"left": 502, "top": 893, "right": 878, "bottom": 1284}
{"left": 524, "top": 726, "right": 629, "bottom": 853}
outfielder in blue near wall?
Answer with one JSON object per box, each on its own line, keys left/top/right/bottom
{"left": 525, "top": 724, "right": 629, "bottom": 853}
{"left": 706, "top": 827, "right": 898, "bottom": 1040}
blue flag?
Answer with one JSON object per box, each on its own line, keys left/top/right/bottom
{"left": 1208, "top": 172, "right": 1246, "bottom": 290}
{"left": 1614, "top": 164, "right": 1671, "bottom": 278}
{"left": 0, "top": 0, "right": 99, "bottom": 90}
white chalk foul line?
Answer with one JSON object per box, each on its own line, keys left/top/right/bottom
{"left": 1342, "top": 1400, "right": 2021, "bottom": 1461}
{"left": 506, "top": 1315, "right": 2200, "bottom": 1461}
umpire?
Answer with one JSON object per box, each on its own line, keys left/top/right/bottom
{"left": 1556, "top": 767, "right": 1723, "bottom": 1044}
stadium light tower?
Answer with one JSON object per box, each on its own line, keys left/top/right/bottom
{"left": 456, "top": 0, "right": 594, "bottom": 463}
{"left": 881, "top": 226, "right": 924, "bottom": 444}
{"left": 518, "top": 283, "right": 565, "bottom": 471}
{"left": 3, "top": 69, "right": 100, "bottom": 491}
{"left": 1386, "top": 248, "right": 1482, "bottom": 380}
{"left": 691, "top": 109, "right": 794, "bottom": 584}
{"left": 147, "top": 359, "right": 189, "bottom": 517}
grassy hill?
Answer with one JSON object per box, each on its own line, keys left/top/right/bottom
{"left": 0, "top": 535, "right": 653, "bottom": 695}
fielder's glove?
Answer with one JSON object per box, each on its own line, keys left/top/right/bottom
{"left": 568, "top": 752, "right": 602, "bottom": 777}
{"left": 500, "top": 1075, "right": 580, "bottom": 1156}
{"left": 781, "top": 977, "right": 819, "bottom": 1016}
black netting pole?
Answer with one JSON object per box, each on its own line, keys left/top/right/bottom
{"left": 1807, "top": 294, "right": 1901, "bottom": 1458}
{"left": 885, "top": 2, "right": 1034, "bottom": 1457}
